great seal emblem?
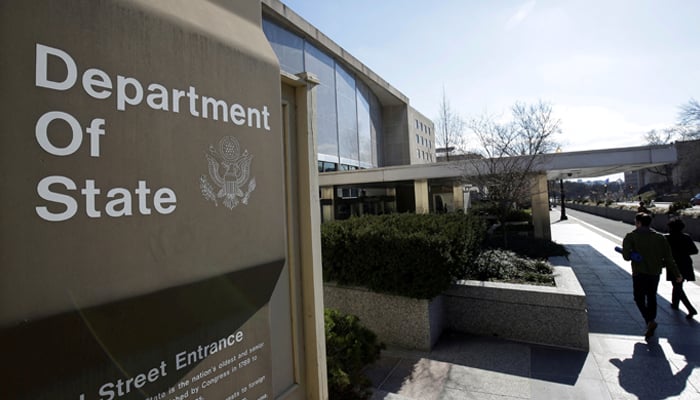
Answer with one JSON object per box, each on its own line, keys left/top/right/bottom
{"left": 200, "top": 136, "right": 256, "bottom": 209}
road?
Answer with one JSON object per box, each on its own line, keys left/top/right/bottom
{"left": 560, "top": 207, "right": 700, "bottom": 285}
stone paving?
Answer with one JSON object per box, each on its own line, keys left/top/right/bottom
{"left": 367, "top": 212, "right": 700, "bottom": 399}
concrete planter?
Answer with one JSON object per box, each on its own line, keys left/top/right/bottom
{"left": 443, "top": 263, "right": 589, "bottom": 350}
{"left": 323, "top": 283, "right": 443, "bottom": 351}
{"left": 324, "top": 259, "right": 589, "bottom": 351}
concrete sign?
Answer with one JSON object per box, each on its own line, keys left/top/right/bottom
{"left": 1, "top": 1, "right": 289, "bottom": 399}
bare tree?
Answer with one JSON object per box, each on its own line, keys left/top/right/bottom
{"left": 645, "top": 127, "right": 676, "bottom": 145}
{"left": 510, "top": 100, "right": 562, "bottom": 155}
{"left": 679, "top": 98, "right": 700, "bottom": 138}
{"left": 464, "top": 101, "right": 562, "bottom": 246}
{"left": 644, "top": 97, "right": 700, "bottom": 186}
{"left": 435, "top": 88, "right": 465, "bottom": 160}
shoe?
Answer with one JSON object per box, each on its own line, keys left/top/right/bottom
{"left": 687, "top": 310, "right": 697, "bottom": 320}
{"left": 645, "top": 321, "right": 658, "bottom": 337}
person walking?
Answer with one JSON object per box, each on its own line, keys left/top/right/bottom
{"left": 622, "top": 212, "right": 682, "bottom": 338}
{"left": 666, "top": 218, "right": 698, "bottom": 319}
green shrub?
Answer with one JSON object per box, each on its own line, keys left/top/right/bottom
{"left": 325, "top": 309, "right": 384, "bottom": 400}
{"left": 467, "top": 249, "right": 554, "bottom": 285}
{"left": 322, "top": 213, "right": 486, "bottom": 299}
{"left": 639, "top": 190, "right": 656, "bottom": 204}
{"left": 669, "top": 200, "right": 691, "bottom": 214}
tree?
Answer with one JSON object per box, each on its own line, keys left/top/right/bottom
{"left": 435, "top": 88, "right": 465, "bottom": 160}
{"left": 678, "top": 98, "right": 700, "bottom": 138}
{"left": 464, "top": 100, "right": 562, "bottom": 245}
{"left": 510, "top": 100, "right": 562, "bottom": 155}
{"left": 643, "top": 98, "right": 700, "bottom": 187}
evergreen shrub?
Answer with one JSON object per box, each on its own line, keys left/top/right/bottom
{"left": 468, "top": 249, "right": 554, "bottom": 285}
{"left": 325, "top": 309, "right": 384, "bottom": 400}
{"left": 321, "top": 213, "right": 486, "bottom": 299}
{"left": 669, "top": 200, "right": 691, "bottom": 214}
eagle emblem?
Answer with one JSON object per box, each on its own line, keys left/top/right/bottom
{"left": 200, "top": 136, "right": 256, "bottom": 209}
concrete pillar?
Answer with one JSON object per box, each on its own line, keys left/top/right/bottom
{"left": 291, "top": 72, "right": 328, "bottom": 399}
{"left": 386, "top": 187, "right": 397, "bottom": 214}
{"left": 415, "top": 179, "right": 430, "bottom": 214}
{"left": 320, "top": 186, "right": 335, "bottom": 222}
{"left": 530, "top": 173, "right": 551, "bottom": 240}
{"left": 453, "top": 183, "right": 464, "bottom": 212}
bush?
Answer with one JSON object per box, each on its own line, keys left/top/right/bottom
{"left": 322, "top": 213, "right": 486, "bottom": 299}
{"left": 466, "top": 249, "right": 554, "bottom": 285}
{"left": 669, "top": 200, "right": 692, "bottom": 214}
{"left": 325, "top": 309, "right": 384, "bottom": 400}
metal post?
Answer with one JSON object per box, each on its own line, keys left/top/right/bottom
{"left": 560, "top": 178, "right": 567, "bottom": 220}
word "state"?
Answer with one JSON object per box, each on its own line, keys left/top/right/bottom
{"left": 36, "top": 177, "right": 176, "bottom": 222}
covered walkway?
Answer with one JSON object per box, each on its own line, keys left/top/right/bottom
{"left": 318, "top": 144, "right": 677, "bottom": 240}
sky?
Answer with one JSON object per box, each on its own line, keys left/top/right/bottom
{"left": 280, "top": 0, "right": 700, "bottom": 179}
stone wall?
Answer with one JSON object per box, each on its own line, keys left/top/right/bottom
{"left": 324, "top": 263, "right": 589, "bottom": 351}
{"left": 443, "top": 265, "right": 589, "bottom": 350}
{"left": 323, "top": 284, "right": 444, "bottom": 351}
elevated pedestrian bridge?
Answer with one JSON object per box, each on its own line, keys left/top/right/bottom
{"left": 318, "top": 144, "right": 677, "bottom": 239}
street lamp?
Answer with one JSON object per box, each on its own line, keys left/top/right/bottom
{"left": 555, "top": 147, "right": 567, "bottom": 221}
{"left": 559, "top": 178, "right": 567, "bottom": 220}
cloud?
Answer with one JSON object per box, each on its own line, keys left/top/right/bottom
{"left": 553, "top": 105, "right": 666, "bottom": 152}
{"left": 505, "top": 0, "right": 536, "bottom": 31}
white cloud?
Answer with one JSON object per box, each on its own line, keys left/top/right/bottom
{"left": 505, "top": 0, "right": 536, "bottom": 31}
{"left": 553, "top": 105, "right": 666, "bottom": 152}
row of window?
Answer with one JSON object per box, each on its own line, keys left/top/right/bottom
{"left": 318, "top": 161, "right": 361, "bottom": 173}
{"left": 416, "top": 134, "right": 432, "bottom": 149}
{"left": 263, "top": 19, "right": 380, "bottom": 169}
{"left": 415, "top": 119, "right": 431, "bottom": 135}
{"left": 417, "top": 149, "right": 433, "bottom": 162}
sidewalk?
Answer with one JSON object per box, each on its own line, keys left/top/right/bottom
{"left": 368, "top": 212, "right": 700, "bottom": 399}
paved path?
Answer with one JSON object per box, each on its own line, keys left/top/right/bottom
{"left": 368, "top": 212, "right": 700, "bottom": 399}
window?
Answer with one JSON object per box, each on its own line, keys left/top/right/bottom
{"left": 262, "top": 19, "right": 304, "bottom": 74}
{"left": 305, "top": 44, "right": 338, "bottom": 161}
{"left": 336, "top": 65, "right": 359, "bottom": 162}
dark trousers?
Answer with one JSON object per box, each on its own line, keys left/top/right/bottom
{"left": 672, "top": 281, "right": 696, "bottom": 313}
{"left": 633, "top": 273, "right": 660, "bottom": 324}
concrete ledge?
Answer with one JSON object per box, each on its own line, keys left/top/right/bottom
{"left": 443, "top": 264, "right": 589, "bottom": 350}
{"left": 323, "top": 284, "right": 443, "bottom": 351}
{"left": 324, "top": 263, "right": 588, "bottom": 351}
{"left": 567, "top": 203, "right": 700, "bottom": 241}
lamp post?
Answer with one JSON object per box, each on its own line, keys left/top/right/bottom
{"left": 555, "top": 147, "right": 568, "bottom": 221}
{"left": 559, "top": 178, "right": 567, "bottom": 220}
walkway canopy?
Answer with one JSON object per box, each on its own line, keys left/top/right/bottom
{"left": 318, "top": 144, "right": 678, "bottom": 239}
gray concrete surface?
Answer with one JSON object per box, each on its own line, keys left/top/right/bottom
{"left": 366, "top": 211, "right": 700, "bottom": 399}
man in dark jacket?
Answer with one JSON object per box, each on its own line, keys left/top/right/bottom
{"left": 622, "top": 213, "right": 682, "bottom": 338}
{"left": 666, "top": 218, "right": 698, "bottom": 319}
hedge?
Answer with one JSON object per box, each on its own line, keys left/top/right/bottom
{"left": 321, "top": 213, "right": 486, "bottom": 299}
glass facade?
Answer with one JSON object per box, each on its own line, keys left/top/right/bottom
{"left": 263, "top": 18, "right": 380, "bottom": 170}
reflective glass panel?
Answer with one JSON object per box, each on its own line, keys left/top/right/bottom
{"left": 262, "top": 19, "right": 304, "bottom": 74}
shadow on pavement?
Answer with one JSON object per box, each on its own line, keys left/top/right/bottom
{"left": 609, "top": 339, "right": 695, "bottom": 400}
